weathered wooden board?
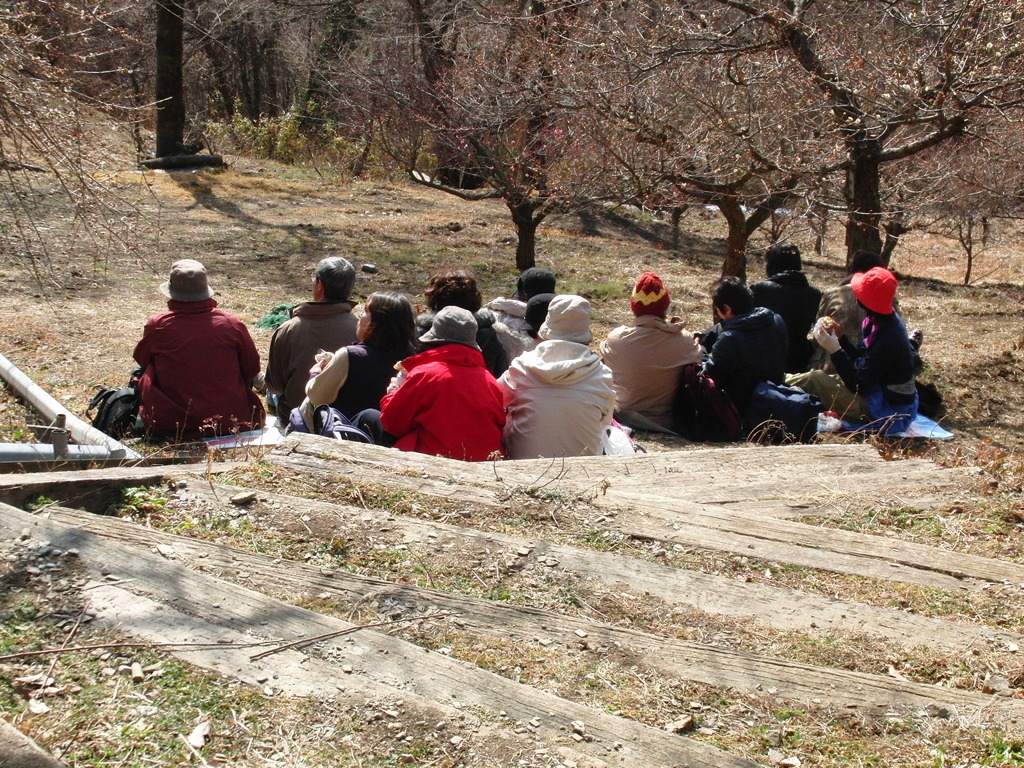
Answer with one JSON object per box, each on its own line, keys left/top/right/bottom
{"left": 82, "top": 585, "right": 618, "bottom": 768}
{"left": 0, "top": 503, "right": 756, "bottom": 768}
{"left": 36, "top": 502, "right": 1023, "bottom": 731}
{"left": 84, "top": 483, "right": 1024, "bottom": 655}
{"left": 608, "top": 491, "right": 1024, "bottom": 591}
{"left": 274, "top": 436, "right": 964, "bottom": 510}
{"left": 0, "top": 461, "right": 241, "bottom": 513}
{"left": 267, "top": 435, "right": 1023, "bottom": 592}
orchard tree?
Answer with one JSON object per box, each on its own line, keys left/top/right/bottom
{"left": 686, "top": 0, "right": 1024, "bottom": 264}
{"left": 572, "top": 10, "right": 820, "bottom": 280}
{"left": 341, "top": 0, "right": 612, "bottom": 270}
{"left": 1, "top": 1, "right": 147, "bottom": 283}
{"left": 886, "top": 121, "right": 1024, "bottom": 284}
{"left": 154, "top": 0, "right": 186, "bottom": 157}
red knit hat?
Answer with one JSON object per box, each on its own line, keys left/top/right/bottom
{"left": 630, "top": 272, "right": 670, "bottom": 317}
{"left": 850, "top": 266, "right": 897, "bottom": 315}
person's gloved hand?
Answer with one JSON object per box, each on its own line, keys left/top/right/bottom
{"left": 812, "top": 318, "right": 841, "bottom": 354}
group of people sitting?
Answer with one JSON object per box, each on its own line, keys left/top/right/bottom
{"left": 130, "top": 243, "right": 922, "bottom": 460}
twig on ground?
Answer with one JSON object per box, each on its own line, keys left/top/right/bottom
{"left": 38, "top": 608, "right": 87, "bottom": 692}
{"left": 205, "top": 449, "right": 220, "bottom": 500}
{"left": 178, "top": 733, "right": 212, "bottom": 766}
{"left": 83, "top": 578, "right": 137, "bottom": 590}
{"left": 0, "top": 638, "right": 279, "bottom": 663}
{"left": 249, "top": 613, "right": 450, "bottom": 662}
{"left": 416, "top": 555, "right": 437, "bottom": 588}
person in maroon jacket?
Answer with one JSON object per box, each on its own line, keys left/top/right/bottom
{"left": 377, "top": 306, "right": 505, "bottom": 461}
{"left": 133, "top": 260, "right": 265, "bottom": 439}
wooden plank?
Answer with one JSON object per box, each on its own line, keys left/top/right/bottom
{"left": 36, "top": 503, "right": 1024, "bottom": 730}
{"left": 608, "top": 492, "right": 1024, "bottom": 591}
{"left": 109, "top": 484, "right": 1024, "bottom": 653}
{"left": 82, "top": 585, "right": 618, "bottom": 768}
{"left": 0, "top": 503, "right": 756, "bottom": 768}
{"left": 274, "top": 436, "right": 964, "bottom": 510}
{"left": 511, "top": 443, "right": 967, "bottom": 506}
{"left": 268, "top": 435, "right": 1024, "bottom": 592}
{"left": 0, "top": 461, "right": 242, "bottom": 513}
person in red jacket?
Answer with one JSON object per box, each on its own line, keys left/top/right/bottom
{"left": 133, "top": 260, "right": 265, "bottom": 439}
{"left": 378, "top": 306, "right": 505, "bottom": 461}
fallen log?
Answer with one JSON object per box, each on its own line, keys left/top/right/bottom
{"left": 139, "top": 153, "right": 224, "bottom": 170}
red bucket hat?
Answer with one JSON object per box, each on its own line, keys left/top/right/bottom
{"left": 850, "top": 266, "right": 897, "bottom": 315}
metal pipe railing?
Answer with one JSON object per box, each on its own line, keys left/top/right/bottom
{"left": 0, "top": 351, "right": 141, "bottom": 460}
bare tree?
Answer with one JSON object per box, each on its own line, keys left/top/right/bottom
{"left": 154, "top": 0, "right": 187, "bottom": 157}
{"left": 891, "top": 120, "right": 1024, "bottom": 284}
{"left": 683, "top": 0, "right": 1024, "bottom": 265}
{"left": 566, "top": 4, "right": 822, "bottom": 280}
{"left": 338, "top": 0, "right": 615, "bottom": 269}
{"left": 1, "top": 1, "right": 150, "bottom": 285}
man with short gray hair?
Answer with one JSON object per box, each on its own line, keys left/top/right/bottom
{"left": 265, "top": 255, "right": 358, "bottom": 420}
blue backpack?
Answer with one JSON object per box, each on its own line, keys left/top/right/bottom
{"left": 287, "top": 405, "right": 373, "bottom": 444}
{"left": 743, "top": 381, "right": 824, "bottom": 443}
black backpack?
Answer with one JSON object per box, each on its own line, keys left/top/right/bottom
{"left": 87, "top": 386, "right": 140, "bottom": 438}
{"left": 671, "top": 363, "right": 743, "bottom": 442}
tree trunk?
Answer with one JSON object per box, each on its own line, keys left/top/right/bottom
{"left": 154, "top": 0, "right": 186, "bottom": 158}
{"left": 960, "top": 217, "right": 976, "bottom": 286}
{"left": 844, "top": 137, "right": 884, "bottom": 263}
{"left": 510, "top": 202, "right": 541, "bottom": 271}
{"left": 881, "top": 214, "right": 910, "bottom": 266}
{"left": 717, "top": 197, "right": 748, "bottom": 282}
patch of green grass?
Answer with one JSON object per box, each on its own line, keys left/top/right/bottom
{"left": 116, "top": 485, "right": 167, "bottom": 516}
{"left": 24, "top": 494, "right": 55, "bottom": 511}
{"left": 984, "top": 734, "right": 1024, "bottom": 765}
{"left": 577, "top": 529, "right": 618, "bottom": 550}
{"left": 562, "top": 279, "right": 627, "bottom": 302}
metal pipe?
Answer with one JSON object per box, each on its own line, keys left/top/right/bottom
{"left": 0, "top": 352, "right": 141, "bottom": 460}
{"left": 0, "top": 444, "right": 112, "bottom": 463}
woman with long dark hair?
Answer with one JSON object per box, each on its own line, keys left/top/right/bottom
{"left": 303, "top": 292, "right": 418, "bottom": 420}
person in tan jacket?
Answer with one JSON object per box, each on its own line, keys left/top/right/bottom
{"left": 264, "top": 256, "right": 358, "bottom": 418}
{"left": 600, "top": 272, "right": 703, "bottom": 432}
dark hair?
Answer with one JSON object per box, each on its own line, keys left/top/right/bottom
{"left": 524, "top": 292, "right": 556, "bottom": 339}
{"left": 765, "top": 242, "right": 801, "bottom": 277}
{"left": 364, "top": 292, "right": 418, "bottom": 357}
{"left": 516, "top": 268, "right": 556, "bottom": 301}
{"left": 424, "top": 268, "right": 482, "bottom": 312}
{"left": 316, "top": 256, "right": 356, "bottom": 302}
{"left": 848, "top": 250, "right": 884, "bottom": 276}
{"left": 711, "top": 277, "right": 754, "bottom": 316}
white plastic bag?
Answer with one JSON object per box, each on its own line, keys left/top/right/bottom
{"left": 600, "top": 423, "right": 636, "bottom": 455}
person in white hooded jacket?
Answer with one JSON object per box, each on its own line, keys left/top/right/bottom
{"left": 497, "top": 295, "right": 616, "bottom": 459}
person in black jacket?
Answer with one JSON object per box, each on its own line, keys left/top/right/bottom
{"left": 702, "top": 277, "right": 789, "bottom": 416}
{"left": 750, "top": 243, "right": 821, "bottom": 373}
